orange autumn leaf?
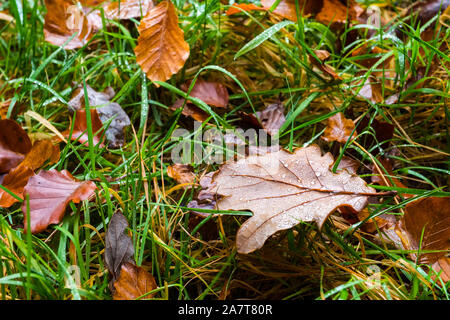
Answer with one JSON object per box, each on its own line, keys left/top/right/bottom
{"left": 135, "top": 1, "right": 190, "bottom": 83}
{"left": 113, "top": 262, "right": 157, "bottom": 300}
{"left": 226, "top": 3, "right": 266, "bottom": 16}
{"left": 167, "top": 164, "right": 196, "bottom": 186}
{"left": 315, "top": 0, "right": 358, "bottom": 27}
{"left": 322, "top": 113, "right": 356, "bottom": 143}
{"left": 22, "top": 169, "right": 97, "bottom": 234}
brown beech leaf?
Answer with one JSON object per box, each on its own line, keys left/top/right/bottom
{"left": 260, "top": 0, "right": 322, "bottom": 21}
{"left": 398, "top": 197, "right": 450, "bottom": 264}
{"left": 180, "top": 79, "right": 229, "bottom": 108}
{"left": 167, "top": 164, "right": 196, "bottom": 187}
{"left": 67, "top": 85, "right": 130, "bottom": 148}
{"left": 204, "top": 145, "right": 375, "bottom": 253}
{"left": 43, "top": 0, "right": 101, "bottom": 49}
{"left": 113, "top": 262, "right": 157, "bottom": 300}
{"left": 63, "top": 109, "right": 105, "bottom": 147}
{"left": 22, "top": 169, "right": 97, "bottom": 234}
{"left": 172, "top": 99, "right": 209, "bottom": 122}
{"left": 0, "top": 140, "right": 60, "bottom": 207}
{"left": 0, "top": 119, "right": 32, "bottom": 174}
{"left": 322, "top": 113, "right": 356, "bottom": 144}
{"left": 226, "top": 3, "right": 266, "bottom": 16}
{"left": 135, "top": 1, "right": 190, "bottom": 83}
{"left": 104, "top": 0, "right": 154, "bottom": 20}
{"left": 105, "top": 211, "right": 135, "bottom": 281}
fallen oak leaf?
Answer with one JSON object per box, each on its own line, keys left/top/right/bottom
{"left": 0, "top": 119, "right": 32, "bottom": 174}
{"left": 203, "top": 144, "right": 377, "bottom": 253}
{"left": 105, "top": 211, "right": 135, "bottom": 281}
{"left": 22, "top": 169, "right": 97, "bottom": 234}
{"left": 134, "top": 0, "right": 190, "bottom": 83}
{"left": 113, "top": 262, "right": 157, "bottom": 300}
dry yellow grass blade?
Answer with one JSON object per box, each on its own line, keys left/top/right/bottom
{"left": 134, "top": 1, "right": 189, "bottom": 83}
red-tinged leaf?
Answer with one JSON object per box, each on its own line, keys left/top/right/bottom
{"left": 105, "top": 0, "right": 154, "bottom": 20}
{"left": 105, "top": 211, "right": 135, "bottom": 281}
{"left": 113, "top": 262, "right": 157, "bottom": 300}
{"left": 63, "top": 109, "right": 105, "bottom": 147}
{"left": 0, "top": 119, "right": 32, "bottom": 174}
{"left": 22, "top": 169, "right": 97, "bottom": 234}
{"left": 0, "top": 140, "right": 60, "bottom": 208}
{"left": 226, "top": 3, "right": 266, "bottom": 16}
{"left": 322, "top": 113, "right": 356, "bottom": 144}
{"left": 135, "top": 1, "right": 190, "bottom": 83}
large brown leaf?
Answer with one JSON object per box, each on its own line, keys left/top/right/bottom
{"left": 204, "top": 145, "right": 375, "bottom": 253}
{"left": 0, "top": 119, "right": 32, "bottom": 174}
{"left": 0, "top": 140, "right": 60, "bottom": 207}
{"left": 398, "top": 197, "right": 450, "bottom": 264}
{"left": 113, "top": 262, "right": 157, "bottom": 300}
{"left": 134, "top": 1, "right": 190, "bottom": 83}
{"left": 105, "top": 211, "right": 135, "bottom": 281}
{"left": 22, "top": 169, "right": 97, "bottom": 234}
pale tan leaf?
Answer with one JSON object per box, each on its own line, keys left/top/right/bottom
{"left": 134, "top": 1, "right": 190, "bottom": 83}
{"left": 204, "top": 145, "right": 375, "bottom": 253}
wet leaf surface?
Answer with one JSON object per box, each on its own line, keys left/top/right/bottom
{"left": 113, "top": 262, "right": 157, "bottom": 300}
{"left": 203, "top": 145, "right": 375, "bottom": 253}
